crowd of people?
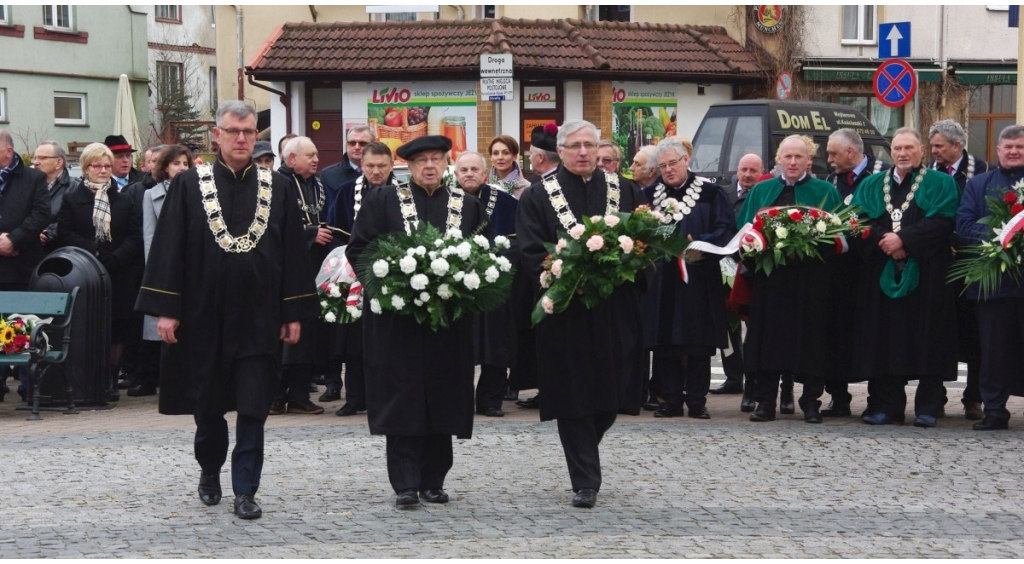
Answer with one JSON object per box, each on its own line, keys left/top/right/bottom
{"left": 1, "top": 99, "right": 1023, "bottom": 519}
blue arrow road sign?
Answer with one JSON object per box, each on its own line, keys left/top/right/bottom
{"left": 878, "top": 22, "right": 911, "bottom": 59}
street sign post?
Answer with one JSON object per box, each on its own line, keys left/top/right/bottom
{"left": 774, "top": 71, "right": 793, "bottom": 100}
{"left": 873, "top": 59, "right": 917, "bottom": 108}
{"left": 878, "top": 22, "right": 911, "bottom": 59}
{"left": 480, "top": 54, "right": 513, "bottom": 78}
{"left": 480, "top": 77, "right": 514, "bottom": 101}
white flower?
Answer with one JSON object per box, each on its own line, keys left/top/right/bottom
{"left": 463, "top": 272, "right": 481, "bottom": 290}
{"left": 831, "top": 215, "right": 842, "bottom": 226}
{"left": 437, "top": 284, "right": 453, "bottom": 300}
{"left": 324, "top": 311, "right": 337, "bottom": 323}
{"left": 456, "top": 242, "right": 472, "bottom": 260}
{"left": 454, "top": 271, "right": 465, "bottom": 282}
{"left": 370, "top": 298, "right": 382, "bottom": 314}
{"left": 473, "top": 234, "right": 490, "bottom": 249}
{"left": 495, "top": 256, "right": 512, "bottom": 272}
{"left": 415, "top": 246, "right": 426, "bottom": 256}
{"left": 347, "top": 305, "right": 362, "bottom": 319}
{"left": 485, "top": 266, "right": 500, "bottom": 283}
{"left": 328, "top": 284, "right": 342, "bottom": 298}
{"left": 405, "top": 248, "right": 416, "bottom": 257}
{"left": 381, "top": 286, "right": 389, "bottom": 295}
{"left": 372, "top": 259, "right": 389, "bottom": 278}
{"left": 541, "top": 295, "right": 554, "bottom": 314}
{"left": 428, "top": 251, "right": 438, "bottom": 260}
{"left": 540, "top": 271, "right": 552, "bottom": 289}
{"left": 551, "top": 259, "right": 564, "bottom": 278}
{"left": 434, "top": 239, "right": 445, "bottom": 247}
{"left": 430, "top": 257, "right": 450, "bottom": 277}
{"left": 788, "top": 208, "right": 800, "bottom": 216}
{"left": 414, "top": 299, "right": 423, "bottom": 307}
{"left": 441, "top": 247, "right": 455, "bottom": 258}
{"left": 410, "top": 273, "right": 429, "bottom": 291}
{"left": 815, "top": 220, "right": 827, "bottom": 233}
{"left": 568, "top": 225, "right": 586, "bottom": 240}
{"left": 399, "top": 255, "right": 417, "bottom": 274}
{"left": 419, "top": 291, "right": 430, "bottom": 302}
{"left": 320, "top": 300, "right": 328, "bottom": 308}
{"left": 391, "top": 295, "right": 406, "bottom": 310}
{"left": 775, "top": 226, "right": 789, "bottom": 239}
{"left": 775, "top": 242, "right": 784, "bottom": 249}
{"left": 494, "top": 235, "right": 510, "bottom": 249}
{"left": 603, "top": 214, "right": 620, "bottom": 227}
{"left": 555, "top": 238, "right": 568, "bottom": 253}
{"left": 446, "top": 228, "right": 463, "bottom": 240}
{"left": 590, "top": 215, "right": 603, "bottom": 223}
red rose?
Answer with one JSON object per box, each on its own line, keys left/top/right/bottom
{"left": 809, "top": 209, "right": 820, "bottom": 219}
{"left": 767, "top": 209, "right": 780, "bottom": 217}
{"left": 753, "top": 218, "right": 765, "bottom": 232}
{"left": 860, "top": 227, "right": 872, "bottom": 240}
{"left": 1013, "top": 204, "right": 1024, "bottom": 216}
{"left": 1005, "top": 192, "right": 1018, "bottom": 205}
{"left": 789, "top": 210, "right": 803, "bottom": 221}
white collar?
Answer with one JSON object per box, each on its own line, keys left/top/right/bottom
{"left": 852, "top": 155, "right": 869, "bottom": 176}
{"left": 949, "top": 154, "right": 964, "bottom": 172}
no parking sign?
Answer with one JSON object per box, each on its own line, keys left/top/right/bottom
{"left": 873, "top": 59, "right": 916, "bottom": 108}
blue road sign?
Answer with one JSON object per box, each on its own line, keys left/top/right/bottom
{"left": 878, "top": 22, "right": 911, "bottom": 59}
{"left": 873, "top": 59, "right": 917, "bottom": 108}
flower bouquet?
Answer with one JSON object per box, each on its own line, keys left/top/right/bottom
{"left": 532, "top": 205, "right": 689, "bottom": 325}
{"left": 355, "top": 224, "right": 514, "bottom": 331}
{"left": 0, "top": 315, "right": 32, "bottom": 354}
{"left": 740, "top": 205, "right": 867, "bottom": 275}
{"left": 316, "top": 247, "right": 362, "bottom": 324}
{"left": 948, "top": 178, "right": 1024, "bottom": 298}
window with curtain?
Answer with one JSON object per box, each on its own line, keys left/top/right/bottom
{"left": 968, "top": 84, "right": 1017, "bottom": 161}
{"left": 42, "top": 5, "right": 72, "bottom": 30}
{"left": 154, "top": 5, "right": 180, "bottom": 22}
{"left": 841, "top": 5, "right": 876, "bottom": 44}
{"left": 835, "top": 95, "right": 903, "bottom": 140}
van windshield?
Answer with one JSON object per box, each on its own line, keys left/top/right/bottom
{"left": 690, "top": 116, "right": 728, "bottom": 174}
{"left": 727, "top": 115, "right": 764, "bottom": 171}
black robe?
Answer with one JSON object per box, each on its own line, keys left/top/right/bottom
{"left": 517, "top": 168, "right": 647, "bottom": 421}
{"left": 471, "top": 183, "right": 519, "bottom": 368}
{"left": 643, "top": 175, "right": 736, "bottom": 352}
{"left": 135, "top": 159, "right": 318, "bottom": 417}
{"left": 346, "top": 181, "right": 488, "bottom": 438}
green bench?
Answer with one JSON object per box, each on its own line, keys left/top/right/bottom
{"left": 0, "top": 289, "right": 79, "bottom": 420}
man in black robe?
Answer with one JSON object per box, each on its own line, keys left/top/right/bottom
{"left": 929, "top": 119, "right": 990, "bottom": 421}
{"left": 644, "top": 137, "right": 736, "bottom": 419}
{"left": 136, "top": 101, "right": 317, "bottom": 519}
{"left": 346, "top": 136, "right": 488, "bottom": 508}
{"left": 271, "top": 136, "right": 334, "bottom": 415}
{"left": 517, "top": 119, "right": 647, "bottom": 509}
{"left": 850, "top": 127, "right": 960, "bottom": 427}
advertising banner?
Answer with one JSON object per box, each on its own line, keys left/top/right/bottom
{"left": 611, "top": 83, "right": 678, "bottom": 176}
{"left": 367, "top": 82, "right": 477, "bottom": 163}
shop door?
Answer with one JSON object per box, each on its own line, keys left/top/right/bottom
{"left": 306, "top": 82, "right": 344, "bottom": 167}
{"left": 520, "top": 82, "right": 563, "bottom": 176}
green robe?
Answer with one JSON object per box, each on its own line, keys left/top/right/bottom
{"left": 736, "top": 175, "right": 843, "bottom": 228}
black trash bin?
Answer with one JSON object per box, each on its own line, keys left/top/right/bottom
{"left": 26, "top": 247, "right": 111, "bottom": 407}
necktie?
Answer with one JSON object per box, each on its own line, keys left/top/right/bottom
{"left": 947, "top": 165, "right": 955, "bottom": 175}
{"left": 115, "top": 176, "right": 128, "bottom": 191}
{"left": 846, "top": 171, "right": 856, "bottom": 186}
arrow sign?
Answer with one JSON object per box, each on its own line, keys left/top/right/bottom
{"left": 878, "top": 22, "right": 910, "bottom": 59}
{"left": 873, "top": 59, "right": 917, "bottom": 108}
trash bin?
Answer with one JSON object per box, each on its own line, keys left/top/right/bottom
{"left": 26, "top": 247, "right": 111, "bottom": 407}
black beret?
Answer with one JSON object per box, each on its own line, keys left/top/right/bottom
{"left": 396, "top": 135, "right": 452, "bottom": 160}
{"left": 104, "top": 134, "right": 136, "bottom": 153}
{"left": 531, "top": 123, "right": 558, "bottom": 152}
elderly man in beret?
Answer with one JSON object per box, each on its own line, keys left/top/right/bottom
{"left": 346, "top": 135, "right": 492, "bottom": 508}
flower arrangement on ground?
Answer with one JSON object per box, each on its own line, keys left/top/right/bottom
{"left": 948, "top": 178, "right": 1024, "bottom": 298}
{"left": 532, "top": 204, "right": 689, "bottom": 325}
{"left": 316, "top": 247, "right": 362, "bottom": 324}
{"left": 739, "top": 205, "right": 867, "bottom": 275}
{"left": 355, "top": 223, "right": 514, "bottom": 331}
{"left": 0, "top": 315, "right": 32, "bottom": 354}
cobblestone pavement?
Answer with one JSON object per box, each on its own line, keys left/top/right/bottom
{"left": 1, "top": 374, "right": 1023, "bottom": 558}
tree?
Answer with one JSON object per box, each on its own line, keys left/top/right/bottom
{"left": 148, "top": 38, "right": 209, "bottom": 151}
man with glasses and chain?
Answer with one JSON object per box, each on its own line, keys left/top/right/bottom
{"left": 137, "top": 101, "right": 318, "bottom": 520}
{"left": 518, "top": 120, "right": 647, "bottom": 509}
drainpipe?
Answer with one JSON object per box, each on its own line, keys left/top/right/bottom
{"left": 236, "top": 6, "right": 244, "bottom": 100}
{"left": 247, "top": 75, "right": 292, "bottom": 133}
{"left": 448, "top": 5, "right": 465, "bottom": 19}
{"left": 938, "top": 5, "right": 946, "bottom": 110}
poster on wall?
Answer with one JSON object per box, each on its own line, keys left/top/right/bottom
{"left": 611, "top": 83, "right": 678, "bottom": 177}
{"left": 523, "top": 86, "right": 557, "bottom": 110}
{"left": 367, "top": 82, "right": 477, "bottom": 163}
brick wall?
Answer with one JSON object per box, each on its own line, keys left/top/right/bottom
{"left": 476, "top": 91, "right": 495, "bottom": 155}
{"left": 582, "top": 80, "right": 613, "bottom": 138}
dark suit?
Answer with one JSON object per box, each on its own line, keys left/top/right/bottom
{"left": 0, "top": 160, "right": 49, "bottom": 289}
{"left": 42, "top": 169, "right": 73, "bottom": 251}
{"left": 321, "top": 154, "right": 361, "bottom": 224}
{"left": 718, "top": 178, "right": 749, "bottom": 385}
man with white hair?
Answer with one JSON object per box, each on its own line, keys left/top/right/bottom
{"left": 737, "top": 135, "right": 843, "bottom": 424}
{"left": 629, "top": 145, "right": 659, "bottom": 189}
{"left": 518, "top": 119, "right": 647, "bottom": 509}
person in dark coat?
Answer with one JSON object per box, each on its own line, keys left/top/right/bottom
{"left": 736, "top": 136, "right": 843, "bottom": 424}
{"left": 821, "top": 129, "right": 890, "bottom": 418}
{"left": 31, "top": 140, "right": 72, "bottom": 252}
{"left": 517, "top": 119, "right": 647, "bottom": 509}
{"left": 0, "top": 130, "right": 49, "bottom": 291}
{"left": 956, "top": 124, "right": 1024, "bottom": 431}
{"left": 850, "top": 127, "right": 960, "bottom": 428}
{"left": 322, "top": 125, "right": 374, "bottom": 217}
{"left": 56, "top": 142, "right": 144, "bottom": 402}
{"left": 453, "top": 151, "right": 519, "bottom": 417}
{"left": 103, "top": 134, "right": 144, "bottom": 193}
{"left": 346, "top": 135, "right": 489, "bottom": 508}
{"left": 644, "top": 137, "right": 736, "bottom": 419}
{"left": 929, "top": 119, "right": 990, "bottom": 421}
{"left": 135, "top": 101, "right": 318, "bottom": 520}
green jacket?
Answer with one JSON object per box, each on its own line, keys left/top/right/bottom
{"left": 736, "top": 175, "right": 843, "bottom": 228}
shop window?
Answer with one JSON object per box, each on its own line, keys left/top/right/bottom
{"left": 154, "top": 5, "right": 181, "bottom": 23}
{"left": 43, "top": 5, "right": 72, "bottom": 30}
{"left": 54, "top": 92, "right": 86, "bottom": 125}
{"left": 968, "top": 84, "right": 1017, "bottom": 161}
{"left": 835, "top": 95, "right": 902, "bottom": 139}
{"left": 841, "top": 5, "right": 876, "bottom": 45}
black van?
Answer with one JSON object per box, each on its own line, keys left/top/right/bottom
{"left": 689, "top": 100, "right": 892, "bottom": 184}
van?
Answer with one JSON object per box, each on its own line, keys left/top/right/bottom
{"left": 689, "top": 100, "right": 892, "bottom": 185}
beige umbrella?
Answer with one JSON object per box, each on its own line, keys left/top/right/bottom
{"left": 114, "top": 74, "right": 142, "bottom": 153}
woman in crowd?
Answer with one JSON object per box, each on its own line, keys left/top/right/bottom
{"left": 488, "top": 135, "right": 531, "bottom": 199}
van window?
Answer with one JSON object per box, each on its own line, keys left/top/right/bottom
{"left": 727, "top": 115, "right": 764, "bottom": 171}
{"left": 690, "top": 116, "right": 728, "bottom": 174}
{"left": 868, "top": 143, "right": 893, "bottom": 165}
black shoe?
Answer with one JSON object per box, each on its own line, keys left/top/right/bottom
{"left": 313, "top": 374, "right": 326, "bottom": 386}
{"left": 973, "top": 416, "right": 1009, "bottom": 431}
{"left": 740, "top": 389, "right": 756, "bottom": 413}
{"left": 821, "top": 401, "right": 852, "bottom": 417}
{"left": 709, "top": 380, "right": 743, "bottom": 395}
{"left": 964, "top": 402, "right": 984, "bottom": 421}
{"left": 396, "top": 489, "right": 420, "bottom": 508}
{"left": 477, "top": 407, "right": 504, "bottom": 417}
{"left": 318, "top": 388, "right": 342, "bottom": 402}
{"left": 198, "top": 473, "right": 222, "bottom": 506}
{"left": 688, "top": 406, "right": 711, "bottom": 419}
{"left": 127, "top": 384, "right": 157, "bottom": 397}
{"left": 335, "top": 403, "right": 364, "bottom": 416}
{"left": 268, "top": 400, "right": 286, "bottom": 416}
{"left": 420, "top": 488, "right": 449, "bottom": 503}
{"left": 750, "top": 403, "right": 776, "bottom": 422}
{"left": 233, "top": 494, "right": 262, "bottom": 519}
{"left": 503, "top": 389, "right": 519, "bottom": 401}
{"left": 779, "top": 377, "right": 795, "bottom": 415}
{"left": 653, "top": 405, "right": 684, "bottom": 418}
{"left": 642, "top": 400, "right": 663, "bottom": 411}
{"left": 287, "top": 398, "right": 324, "bottom": 414}
{"left": 572, "top": 488, "right": 597, "bottom": 508}
{"left": 516, "top": 395, "right": 540, "bottom": 409}
{"left": 802, "top": 400, "right": 822, "bottom": 423}
{"left": 308, "top": 382, "right": 319, "bottom": 393}
{"left": 117, "top": 379, "right": 132, "bottom": 390}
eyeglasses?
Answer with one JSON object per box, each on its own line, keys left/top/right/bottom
{"left": 218, "top": 127, "right": 258, "bottom": 139}
{"left": 347, "top": 140, "right": 370, "bottom": 147}
{"left": 598, "top": 157, "right": 619, "bottom": 165}
{"left": 561, "top": 144, "right": 598, "bottom": 153}
{"left": 89, "top": 164, "right": 113, "bottom": 170}
{"left": 657, "top": 159, "right": 683, "bottom": 171}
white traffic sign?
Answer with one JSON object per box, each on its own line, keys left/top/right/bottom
{"left": 480, "top": 77, "right": 514, "bottom": 100}
{"left": 480, "top": 53, "right": 513, "bottom": 78}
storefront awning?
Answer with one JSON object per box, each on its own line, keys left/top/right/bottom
{"left": 802, "top": 63, "right": 943, "bottom": 83}
{"left": 952, "top": 65, "right": 1017, "bottom": 85}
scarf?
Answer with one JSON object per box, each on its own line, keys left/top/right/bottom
{"left": 0, "top": 152, "right": 22, "bottom": 195}
{"left": 84, "top": 178, "right": 112, "bottom": 242}
{"left": 488, "top": 161, "right": 530, "bottom": 197}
